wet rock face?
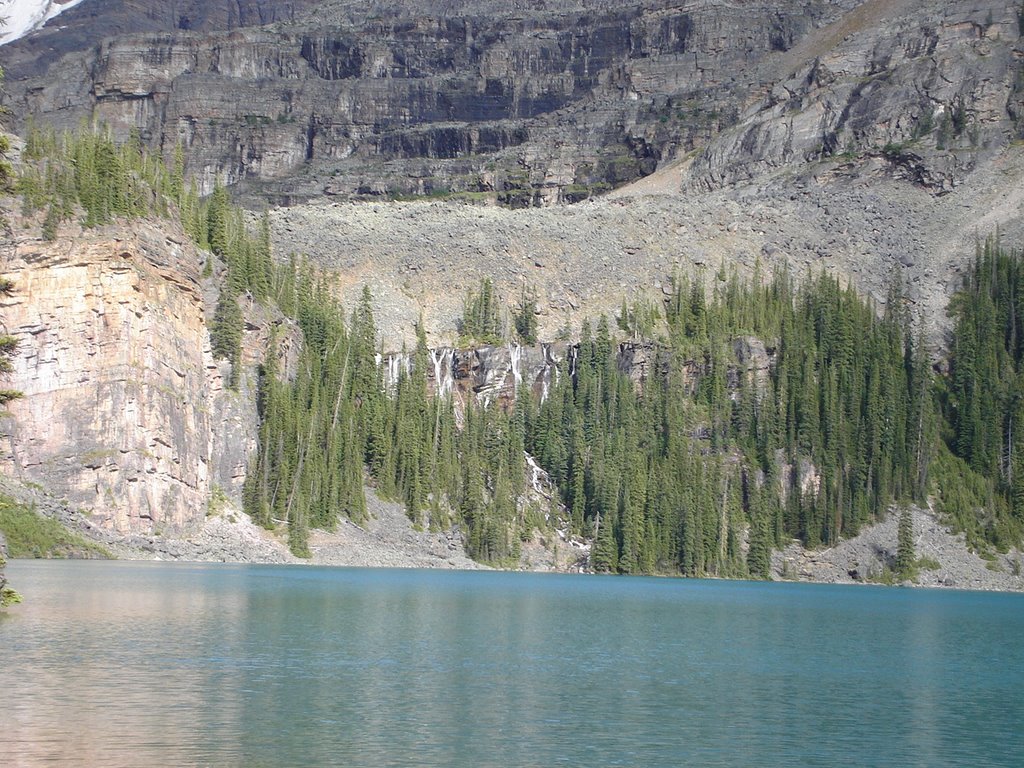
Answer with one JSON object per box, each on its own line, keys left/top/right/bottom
{"left": 382, "top": 336, "right": 767, "bottom": 411}
{"left": 451, "top": 343, "right": 568, "bottom": 404}
{"left": 382, "top": 341, "right": 568, "bottom": 406}
{"left": 2, "top": 0, "right": 840, "bottom": 203}
{"left": 731, "top": 336, "right": 773, "bottom": 393}
{"left": 617, "top": 341, "right": 673, "bottom": 390}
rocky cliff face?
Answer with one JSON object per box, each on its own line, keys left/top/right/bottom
{"left": 0, "top": 209, "right": 683, "bottom": 538}
{"left": 1, "top": 0, "right": 851, "bottom": 202}
{"left": 5, "top": 0, "right": 1024, "bottom": 547}
{"left": 0, "top": 220, "right": 221, "bottom": 532}
{"left": 0, "top": 0, "right": 320, "bottom": 73}
{"left": 252, "top": 0, "right": 1024, "bottom": 350}
{"left": 381, "top": 337, "right": 767, "bottom": 414}
{"left": 9, "top": 0, "right": 1017, "bottom": 208}
{"left": 0, "top": 216, "right": 294, "bottom": 535}
{"left": 5, "top": 1, "right": 1022, "bottom": 207}
{"left": 686, "top": 0, "right": 1022, "bottom": 195}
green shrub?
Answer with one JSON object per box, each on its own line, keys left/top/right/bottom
{"left": 0, "top": 495, "right": 111, "bottom": 559}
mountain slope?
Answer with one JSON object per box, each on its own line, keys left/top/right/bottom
{"left": 6, "top": 0, "right": 1017, "bottom": 338}
{"left": 1, "top": 0, "right": 856, "bottom": 200}
{"left": 251, "top": 0, "right": 1024, "bottom": 346}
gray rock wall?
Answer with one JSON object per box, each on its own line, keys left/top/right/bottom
{"left": 687, "top": 0, "right": 1020, "bottom": 194}
{"left": 2, "top": 0, "right": 847, "bottom": 202}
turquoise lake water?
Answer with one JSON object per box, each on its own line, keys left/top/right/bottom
{"left": 2, "top": 560, "right": 1022, "bottom": 767}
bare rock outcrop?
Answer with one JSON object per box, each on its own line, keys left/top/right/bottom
{"left": 772, "top": 504, "right": 1024, "bottom": 591}
{"left": 0, "top": 218, "right": 283, "bottom": 536}
{"left": 0, "top": 221, "right": 216, "bottom": 533}
{"left": 1, "top": 0, "right": 847, "bottom": 202}
{"left": 686, "top": 0, "right": 1021, "bottom": 195}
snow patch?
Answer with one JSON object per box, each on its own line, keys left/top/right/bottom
{"left": 1, "top": 0, "right": 88, "bottom": 46}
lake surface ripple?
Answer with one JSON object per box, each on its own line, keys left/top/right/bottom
{"left": 2, "top": 561, "right": 1022, "bottom": 767}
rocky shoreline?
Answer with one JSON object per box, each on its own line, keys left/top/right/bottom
{"left": 772, "top": 505, "right": 1024, "bottom": 593}
{"left": 3, "top": 477, "right": 1021, "bottom": 591}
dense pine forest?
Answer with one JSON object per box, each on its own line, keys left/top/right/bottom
{"left": 528, "top": 269, "right": 933, "bottom": 577}
{"left": 13, "top": 127, "right": 1024, "bottom": 573}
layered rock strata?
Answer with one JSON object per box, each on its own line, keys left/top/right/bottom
{"left": 1, "top": 0, "right": 851, "bottom": 202}
{"left": 6, "top": 0, "right": 1020, "bottom": 209}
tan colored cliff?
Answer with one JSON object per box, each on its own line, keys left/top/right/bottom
{"left": 0, "top": 219, "right": 235, "bottom": 534}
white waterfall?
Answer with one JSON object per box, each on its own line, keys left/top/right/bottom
{"left": 430, "top": 348, "right": 454, "bottom": 398}
{"left": 539, "top": 343, "right": 553, "bottom": 404}
{"left": 508, "top": 342, "right": 522, "bottom": 393}
{"left": 381, "top": 352, "right": 411, "bottom": 394}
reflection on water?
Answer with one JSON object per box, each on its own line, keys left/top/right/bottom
{"left": 3, "top": 561, "right": 1023, "bottom": 767}
{"left": 4, "top": 563, "right": 252, "bottom": 766}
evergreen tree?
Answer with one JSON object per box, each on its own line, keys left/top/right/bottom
{"left": 461, "top": 277, "right": 503, "bottom": 344}
{"left": 41, "top": 201, "right": 59, "bottom": 241}
{"left": 26, "top": 123, "right": 1019, "bottom": 575}
{"left": 206, "top": 184, "right": 231, "bottom": 258}
{"left": 514, "top": 286, "right": 539, "bottom": 344}
{"left": 0, "top": 278, "right": 23, "bottom": 408}
{"left": 210, "top": 289, "right": 244, "bottom": 389}
{"left": 895, "top": 507, "right": 916, "bottom": 580}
